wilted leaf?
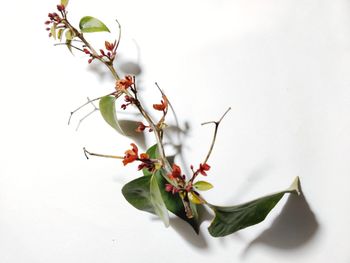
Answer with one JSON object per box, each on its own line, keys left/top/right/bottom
{"left": 79, "top": 16, "right": 110, "bottom": 33}
{"left": 207, "top": 177, "right": 300, "bottom": 237}
{"left": 150, "top": 173, "right": 170, "bottom": 227}
{"left": 194, "top": 181, "right": 213, "bottom": 191}
{"left": 99, "top": 96, "right": 124, "bottom": 134}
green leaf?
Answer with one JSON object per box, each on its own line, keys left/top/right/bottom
{"left": 99, "top": 96, "right": 125, "bottom": 134}
{"left": 66, "top": 39, "right": 73, "bottom": 54}
{"left": 194, "top": 181, "right": 213, "bottom": 191}
{"left": 155, "top": 170, "right": 201, "bottom": 233}
{"left": 150, "top": 174, "right": 170, "bottom": 227}
{"left": 122, "top": 169, "right": 201, "bottom": 233}
{"left": 188, "top": 191, "right": 204, "bottom": 204}
{"left": 122, "top": 175, "right": 155, "bottom": 214}
{"left": 207, "top": 177, "right": 300, "bottom": 237}
{"left": 65, "top": 29, "right": 73, "bottom": 41}
{"left": 57, "top": 29, "right": 64, "bottom": 41}
{"left": 79, "top": 16, "right": 110, "bottom": 33}
{"left": 61, "top": 0, "right": 69, "bottom": 7}
{"left": 50, "top": 23, "right": 57, "bottom": 40}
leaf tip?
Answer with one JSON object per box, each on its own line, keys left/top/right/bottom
{"left": 288, "top": 176, "right": 301, "bottom": 195}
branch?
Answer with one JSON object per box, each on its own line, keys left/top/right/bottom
{"left": 83, "top": 147, "right": 124, "bottom": 160}
{"left": 201, "top": 107, "right": 231, "bottom": 164}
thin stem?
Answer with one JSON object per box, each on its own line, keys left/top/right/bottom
{"left": 83, "top": 147, "right": 124, "bottom": 160}
{"left": 54, "top": 43, "right": 85, "bottom": 52}
{"left": 68, "top": 92, "right": 117, "bottom": 125}
{"left": 201, "top": 107, "right": 231, "bottom": 164}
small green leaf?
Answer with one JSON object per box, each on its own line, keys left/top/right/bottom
{"left": 66, "top": 39, "right": 73, "bottom": 54}
{"left": 150, "top": 174, "right": 169, "bottom": 227}
{"left": 79, "top": 16, "right": 110, "bottom": 33}
{"left": 50, "top": 23, "right": 57, "bottom": 40}
{"left": 207, "top": 177, "right": 301, "bottom": 237}
{"left": 65, "top": 29, "right": 73, "bottom": 41}
{"left": 194, "top": 181, "right": 213, "bottom": 191}
{"left": 61, "top": 0, "right": 69, "bottom": 7}
{"left": 99, "top": 96, "right": 125, "bottom": 134}
{"left": 188, "top": 191, "right": 205, "bottom": 204}
{"left": 57, "top": 29, "right": 64, "bottom": 41}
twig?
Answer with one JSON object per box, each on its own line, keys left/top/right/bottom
{"left": 75, "top": 99, "right": 99, "bottom": 131}
{"left": 201, "top": 107, "right": 231, "bottom": 164}
{"left": 83, "top": 147, "right": 124, "bottom": 160}
{"left": 68, "top": 92, "right": 117, "bottom": 125}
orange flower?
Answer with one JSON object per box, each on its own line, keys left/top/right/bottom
{"left": 116, "top": 75, "right": 133, "bottom": 91}
{"left": 153, "top": 95, "right": 168, "bottom": 111}
{"left": 123, "top": 143, "right": 139, "bottom": 166}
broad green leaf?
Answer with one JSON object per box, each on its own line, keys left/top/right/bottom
{"left": 57, "top": 29, "right": 64, "bottom": 41}
{"left": 99, "top": 96, "right": 125, "bottom": 134}
{"left": 79, "top": 16, "right": 110, "bottom": 33}
{"left": 50, "top": 23, "right": 57, "bottom": 40}
{"left": 150, "top": 174, "right": 170, "bottom": 227}
{"left": 122, "top": 169, "right": 201, "bottom": 233}
{"left": 188, "top": 191, "right": 204, "bottom": 204}
{"left": 122, "top": 175, "right": 154, "bottom": 213}
{"left": 155, "top": 170, "right": 200, "bottom": 233}
{"left": 194, "top": 181, "right": 213, "bottom": 191}
{"left": 61, "top": 0, "right": 69, "bottom": 7}
{"left": 207, "top": 177, "right": 300, "bottom": 237}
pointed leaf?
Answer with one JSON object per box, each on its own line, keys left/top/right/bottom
{"left": 207, "top": 177, "right": 300, "bottom": 237}
{"left": 79, "top": 16, "right": 110, "bottom": 33}
{"left": 99, "top": 95, "right": 125, "bottom": 134}
{"left": 66, "top": 39, "right": 73, "bottom": 54}
{"left": 61, "top": 0, "right": 69, "bottom": 7}
{"left": 188, "top": 191, "right": 205, "bottom": 204}
{"left": 65, "top": 29, "right": 73, "bottom": 41}
{"left": 150, "top": 174, "right": 170, "bottom": 227}
{"left": 50, "top": 23, "right": 57, "bottom": 40}
{"left": 57, "top": 28, "right": 64, "bottom": 41}
{"left": 194, "top": 181, "right": 213, "bottom": 191}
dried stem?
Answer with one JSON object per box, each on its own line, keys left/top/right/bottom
{"left": 83, "top": 147, "right": 124, "bottom": 160}
{"left": 201, "top": 107, "right": 231, "bottom": 164}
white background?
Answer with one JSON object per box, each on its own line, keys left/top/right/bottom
{"left": 1, "top": 0, "right": 350, "bottom": 262}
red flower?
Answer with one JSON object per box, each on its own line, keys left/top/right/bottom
{"left": 168, "top": 163, "right": 182, "bottom": 180}
{"left": 116, "top": 75, "right": 133, "bottom": 91}
{"left": 123, "top": 143, "right": 139, "bottom": 166}
{"left": 105, "top": 40, "right": 116, "bottom": 51}
{"left": 165, "top": 183, "right": 180, "bottom": 194}
{"left": 153, "top": 95, "right": 168, "bottom": 112}
{"left": 199, "top": 163, "right": 210, "bottom": 176}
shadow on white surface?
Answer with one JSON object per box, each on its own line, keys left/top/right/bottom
{"left": 241, "top": 183, "right": 319, "bottom": 257}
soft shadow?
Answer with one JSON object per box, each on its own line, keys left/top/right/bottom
{"left": 169, "top": 205, "right": 213, "bottom": 249}
{"left": 242, "top": 185, "right": 319, "bottom": 256}
{"left": 118, "top": 120, "right": 146, "bottom": 149}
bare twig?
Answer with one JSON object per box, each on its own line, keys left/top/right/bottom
{"left": 68, "top": 92, "right": 117, "bottom": 125}
{"left": 83, "top": 147, "right": 124, "bottom": 160}
{"left": 201, "top": 107, "right": 231, "bottom": 164}
{"left": 75, "top": 99, "right": 99, "bottom": 131}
